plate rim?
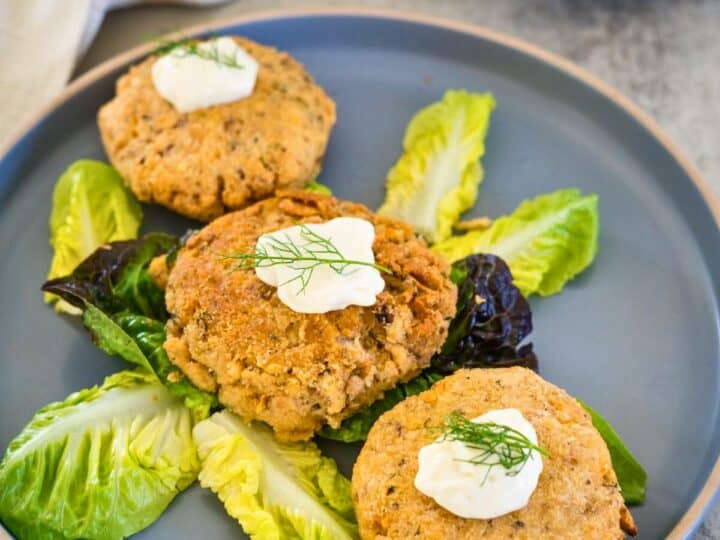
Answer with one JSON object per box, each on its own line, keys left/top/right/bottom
{"left": 1, "top": 7, "right": 718, "bottom": 538}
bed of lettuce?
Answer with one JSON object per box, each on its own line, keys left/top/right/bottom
{"left": 0, "top": 88, "right": 646, "bottom": 540}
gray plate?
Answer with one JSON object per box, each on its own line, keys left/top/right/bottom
{"left": 1, "top": 9, "right": 718, "bottom": 540}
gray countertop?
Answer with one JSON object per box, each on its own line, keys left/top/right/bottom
{"left": 78, "top": 1, "right": 720, "bottom": 537}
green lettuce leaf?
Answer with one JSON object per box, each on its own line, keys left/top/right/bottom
{"left": 115, "top": 313, "right": 217, "bottom": 422}
{"left": 578, "top": 400, "right": 647, "bottom": 505}
{"left": 46, "top": 160, "right": 142, "bottom": 313}
{"left": 305, "top": 180, "right": 332, "bottom": 195}
{"left": 320, "top": 372, "right": 443, "bottom": 443}
{"left": 194, "top": 411, "right": 358, "bottom": 540}
{"left": 378, "top": 90, "right": 495, "bottom": 243}
{"left": 110, "top": 235, "right": 176, "bottom": 320}
{"left": 432, "top": 189, "right": 599, "bottom": 296}
{"left": 83, "top": 305, "right": 154, "bottom": 372}
{"left": 42, "top": 235, "right": 217, "bottom": 421}
{"left": 0, "top": 370, "right": 199, "bottom": 540}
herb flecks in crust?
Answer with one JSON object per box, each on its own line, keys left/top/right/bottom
{"left": 162, "top": 190, "right": 457, "bottom": 441}
{"left": 352, "top": 368, "right": 637, "bottom": 539}
{"left": 98, "top": 36, "right": 336, "bottom": 221}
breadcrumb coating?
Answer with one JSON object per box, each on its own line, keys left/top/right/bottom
{"left": 352, "top": 368, "right": 636, "bottom": 539}
{"left": 163, "top": 190, "right": 457, "bottom": 440}
{"left": 98, "top": 37, "right": 335, "bottom": 221}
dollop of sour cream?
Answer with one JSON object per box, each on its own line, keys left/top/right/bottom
{"left": 414, "top": 408, "right": 543, "bottom": 520}
{"left": 151, "top": 37, "right": 259, "bottom": 113}
{"left": 254, "top": 217, "right": 385, "bottom": 314}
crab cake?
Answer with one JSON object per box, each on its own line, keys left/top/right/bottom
{"left": 352, "top": 368, "right": 637, "bottom": 540}
{"left": 163, "top": 190, "right": 457, "bottom": 441}
{"left": 98, "top": 37, "right": 335, "bottom": 221}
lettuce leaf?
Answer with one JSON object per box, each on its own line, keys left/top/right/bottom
{"left": 432, "top": 189, "right": 599, "bottom": 296}
{"left": 305, "top": 180, "right": 332, "bottom": 195}
{"left": 83, "top": 304, "right": 154, "bottom": 372}
{"left": 431, "top": 253, "right": 537, "bottom": 373}
{"left": 43, "top": 233, "right": 177, "bottom": 319}
{"left": 194, "top": 411, "right": 358, "bottom": 540}
{"left": 115, "top": 313, "right": 217, "bottom": 421}
{"left": 46, "top": 160, "right": 142, "bottom": 313}
{"left": 578, "top": 400, "right": 647, "bottom": 505}
{"left": 42, "top": 235, "right": 217, "bottom": 421}
{"left": 82, "top": 308, "right": 216, "bottom": 422}
{"left": 0, "top": 370, "right": 199, "bottom": 540}
{"left": 319, "top": 372, "right": 443, "bottom": 442}
{"left": 378, "top": 90, "right": 495, "bottom": 243}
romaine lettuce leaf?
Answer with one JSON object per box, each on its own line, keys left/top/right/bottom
{"left": 46, "top": 160, "right": 142, "bottom": 313}
{"left": 305, "top": 180, "right": 332, "bottom": 195}
{"left": 432, "top": 189, "right": 599, "bottom": 296}
{"left": 378, "top": 90, "right": 495, "bottom": 243}
{"left": 578, "top": 400, "right": 647, "bottom": 505}
{"left": 0, "top": 370, "right": 199, "bottom": 540}
{"left": 42, "top": 235, "right": 217, "bottom": 421}
{"left": 194, "top": 411, "right": 358, "bottom": 540}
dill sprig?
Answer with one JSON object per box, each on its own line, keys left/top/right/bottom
{"left": 155, "top": 36, "right": 245, "bottom": 70}
{"left": 224, "top": 224, "right": 392, "bottom": 293}
{"left": 440, "top": 412, "right": 548, "bottom": 479}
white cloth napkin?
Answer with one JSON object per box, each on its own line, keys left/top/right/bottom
{"left": 0, "top": 0, "right": 227, "bottom": 146}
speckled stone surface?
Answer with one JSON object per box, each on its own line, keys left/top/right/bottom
{"left": 78, "top": 1, "right": 720, "bottom": 537}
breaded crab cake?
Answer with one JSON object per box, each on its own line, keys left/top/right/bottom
{"left": 161, "top": 190, "right": 457, "bottom": 440}
{"left": 352, "top": 367, "right": 637, "bottom": 540}
{"left": 98, "top": 37, "right": 335, "bottom": 221}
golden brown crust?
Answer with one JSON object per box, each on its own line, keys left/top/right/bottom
{"left": 352, "top": 368, "right": 635, "bottom": 540}
{"left": 163, "top": 190, "right": 457, "bottom": 440}
{"left": 620, "top": 506, "right": 638, "bottom": 536}
{"left": 98, "top": 37, "right": 336, "bottom": 221}
{"left": 148, "top": 254, "right": 170, "bottom": 290}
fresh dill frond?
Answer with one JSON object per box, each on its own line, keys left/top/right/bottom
{"left": 440, "top": 412, "right": 548, "bottom": 479}
{"left": 154, "top": 36, "right": 245, "bottom": 70}
{"left": 154, "top": 36, "right": 193, "bottom": 56}
{"left": 224, "top": 224, "right": 392, "bottom": 293}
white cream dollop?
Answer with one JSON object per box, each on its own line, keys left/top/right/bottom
{"left": 254, "top": 217, "right": 385, "bottom": 314}
{"left": 151, "top": 36, "right": 259, "bottom": 113}
{"left": 414, "top": 408, "right": 543, "bottom": 520}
